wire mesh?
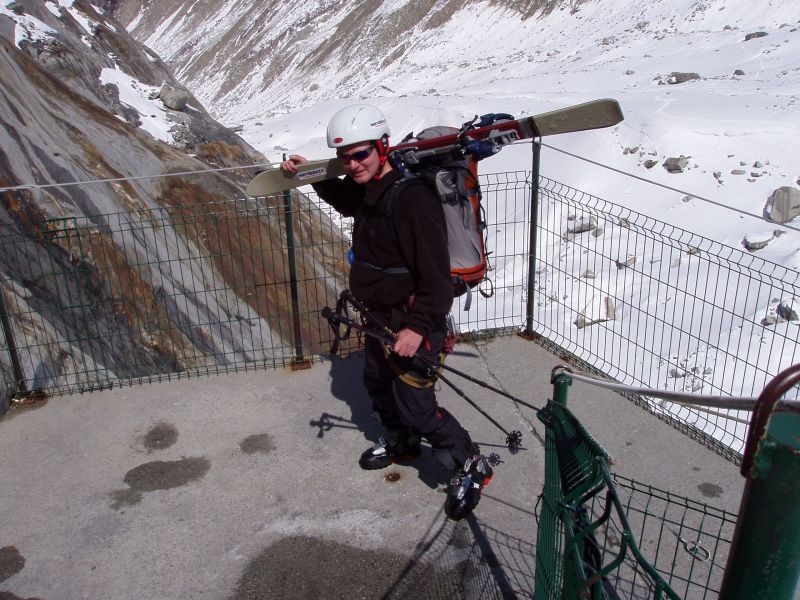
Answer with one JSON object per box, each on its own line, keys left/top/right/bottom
{"left": 589, "top": 474, "right": 737, "bottom": 600}
{"left": 535, "top": 399, "right": 737, "bottom": 600}
{"left": 0, "top": 194, "right": 353, "bottom": 394}
{"left": 0, "top": 170, "right": 798, "bottom": 461}
{"left": 531, "top": 176, "right": 800, "bottom": 455}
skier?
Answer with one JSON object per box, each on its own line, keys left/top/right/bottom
{"left": 280, "top": 104, "right": 492, "bottom": 520}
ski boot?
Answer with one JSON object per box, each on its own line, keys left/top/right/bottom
{"left": 444, "top": 454, "right": 493, "bottom": 521}
{"left": 359, "top": 433, "right": 422, "bottom": 470}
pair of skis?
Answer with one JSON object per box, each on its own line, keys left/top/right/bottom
{"left": 246, "top": 98, "right": 623, "bottom": 196}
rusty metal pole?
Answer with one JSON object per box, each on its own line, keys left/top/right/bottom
{"left": 282, "top": 187, "right": 311, "bottom": 371}
{"left": 719, "top": 364, "right": 800, "bottom": 599}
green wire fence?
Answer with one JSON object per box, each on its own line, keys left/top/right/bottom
{"left": 534, "top": 369, "right": 736, "bottom": 599}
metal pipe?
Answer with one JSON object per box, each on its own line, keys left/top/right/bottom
{"left": 524, "top": 140, "right": 541, "bottom": 336}
{"left": 719, "top": 363, "right": 800, "bottom": 599}
{"left": 282, "top": 187, "right": 307, "bottom": 368}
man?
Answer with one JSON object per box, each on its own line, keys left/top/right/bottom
{"left": 280, "top": 104, "right": 492, "bottom": 521}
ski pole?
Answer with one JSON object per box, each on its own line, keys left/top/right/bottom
{"left": 432, "top": 366, "right": 524, "bottom": 453}
{"left": 324, "top": 294, "right": 524, "bottom": 452}
{"left": 335, "top": 290, "right": 540, "bottom": 411}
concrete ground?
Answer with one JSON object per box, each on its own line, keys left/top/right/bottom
{"left": 0, "top": 334, "right": 744, "bottom": 600}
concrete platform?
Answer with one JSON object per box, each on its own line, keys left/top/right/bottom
{"left": 0, "top": 334, "right": 744, "bottom": 599}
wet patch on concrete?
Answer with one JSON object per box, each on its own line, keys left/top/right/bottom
{"left": 384, "top": 471, "right": 401, "bottom": 483}
{"left": 697, "top": 482, "right": 723, "bottom": 498}
{"left": 0, "top": 546, "right": 25, "bottom": 582}
{"left": 0, "top": 396, "right": 49, "bottom": 422}
{"left": 228, "top": 536, "right": 462, "bottom": 600}
{"left": 142, "top": 421, "right": 178, "bottom": 452}
{"left": 0, "top": 593, "right": 43, "bottom": 600}
{"left": 109, "top": 457, "right": 210, "bottom": 509}
{"left": 239, "top": 433, "right": 275, "bottom": 455}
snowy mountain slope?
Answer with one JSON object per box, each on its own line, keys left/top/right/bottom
{"left": 115, "top": 1, "right": 800, "bottom": 425}
{"left": 118, "top": 0, "right": 799, "bottom": 249}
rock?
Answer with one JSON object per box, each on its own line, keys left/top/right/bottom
{"left": 753, "top": 161, "right": 764, "bottom": 168}
{"left": 615, "top": 255, "right": 636, "bottom": 269}
{"left": 744, "top": 31, "right": 768, "bottom": 41}
{"left": 667, "top": 72, "right": 701, "bottom": 84}
{"left": 601, "top": 36, "right": 617, "bottom": 45}
{"left": 566, "top": 216, "right": 598, "bottom": 235}
{"left": 713, "top": 171, "right": 722, "bottom": 179}
{"left": 158, "top": 82, "right": 191, "bottom": 111}
{"left": 764, "top": 186, "right": 800, "bottom": 223}
{"left": 643, "top": 159, "right": 658, "bottom": 169}
{"left": 663, "top": 156, "right": 688, "bottom": 173}
{"left": 625, "top": 69, "right": 635, "bottom": 75}
{"left": 761, "top": 314, "right": 778, "bottom": 327}
{"left": 574, "top": 296, "right": 615, "bottom": 329}
{"left": 731, "top": 169, "right": 746, "bottom": 175}
{"left": 742, "top": 231, "right": 774, "bottom": 252}
{"left": 777, "top": 300, "right": 799, "bottom": 321}
{"left": 581, "top": 270, "right": 596, "bottom": 279}
{"left": 733, "top": 69, "right": 745, "bottom": 76}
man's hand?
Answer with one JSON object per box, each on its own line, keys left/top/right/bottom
{"left": 393, "top": 328, "right": 423, "bottom": 357}
{"left": 280, "top": 154, "right": 307, "bottom": 174}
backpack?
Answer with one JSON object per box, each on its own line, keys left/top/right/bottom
{"left": 378, "top": 125, "right": 494, "bottom": 310}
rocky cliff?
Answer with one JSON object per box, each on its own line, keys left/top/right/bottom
{"left": 0, "top": 1, "right": 344, "bottom": 401}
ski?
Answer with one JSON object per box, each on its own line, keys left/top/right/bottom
{"left": 246, "top": 98, "right": 623, "bottom": 196}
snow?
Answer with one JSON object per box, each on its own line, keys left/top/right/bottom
{"left": 1, "top": 4, "right": 57, "bottom": 46}
{"left": 175, "top": 0, "right": 797, "bottom": 451}
{"left": 99, "top": 67, "right": 176, "bottom": 145}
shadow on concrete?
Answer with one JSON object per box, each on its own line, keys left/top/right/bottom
{"left": 378, "top": 509, "right": 536, "bottom": 599}
{"left": 227, "top": 507, "right": 537, "bottom": 600}
{"left": 317, "top": 353, "right": 453, "bottom": 490}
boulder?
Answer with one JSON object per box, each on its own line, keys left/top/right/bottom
{"left": 667, "top": 72, "right": 701, "bottom": 84}
{"left": 574, "top": 295, "right": 615, "bottom": 329}
{"left": 742, "top": 231, "right": 774, "bottom": 252}
{"left": 663, "top": 156, "right": 688, "bottom": 173}
{"left": 566, "top": 215, "right": 597, "bottom": 235}
{"left": 764, "top": 186, "right": 800, "bottom": 223}
{"left": 744, "top": 31, "right": 768, "bottom": 41}
{"left": 158, "top": 82, "right": 191, "bottom": 111}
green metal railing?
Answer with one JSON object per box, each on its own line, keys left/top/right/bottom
{"left": 533, "top": 365, "right": 800, "bottom": 599}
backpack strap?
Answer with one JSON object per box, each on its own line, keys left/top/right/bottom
{"left": 350, "top": 176, "right": 416, "bottom": 275}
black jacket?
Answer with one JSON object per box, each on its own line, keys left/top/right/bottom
{"left": 314, "top": 170, "right": 453, "bottom": 337}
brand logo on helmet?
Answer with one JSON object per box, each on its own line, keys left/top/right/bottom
{"left": 333, "top": 137, "right": 343, "bottom": 144}
{"left": 370, "top": 119, "right": 387, "bottom": 127}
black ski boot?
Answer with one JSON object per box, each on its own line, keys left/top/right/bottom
{"left": 359, "top": 434, "right": 422, "bottom": 470}
{"left": 444, "top": 454, "right": 494, "bottom": 521}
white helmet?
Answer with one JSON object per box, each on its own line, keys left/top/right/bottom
{"left": 326, "top": 104, "right": 390, "bottom": 148}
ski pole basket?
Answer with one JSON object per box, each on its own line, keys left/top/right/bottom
{"left": 534, "top": 371, "right": 738, "bottom": 599}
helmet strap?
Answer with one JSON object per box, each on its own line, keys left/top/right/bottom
{"left": 373, "top": 134, "right": 390, "bottom": 180}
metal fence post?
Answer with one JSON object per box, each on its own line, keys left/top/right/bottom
{"left": 534, "top": 367, "right": 573, "bottom": 599}
{"left": 719, "top": 364, "right": 800, "bottom": 599}
{"left": 0, "top": 287, "right": 28, "bottom": 402}
{"left": 282, "top": 189, "right": 311, "bottom": 370}
{"left": 523, "top": 140, "right": 541, "bottom": 337}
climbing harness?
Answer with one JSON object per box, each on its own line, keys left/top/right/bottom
{"left": 323, "top": 290, "right": 525, "bottom": 453}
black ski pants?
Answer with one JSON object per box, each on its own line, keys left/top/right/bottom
{"left": 362, "top": 318, "right": 474, "bottom": 467}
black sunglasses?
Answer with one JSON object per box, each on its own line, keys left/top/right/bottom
{"left": 337, "top": 147, "right": 374, "bottom": 164}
